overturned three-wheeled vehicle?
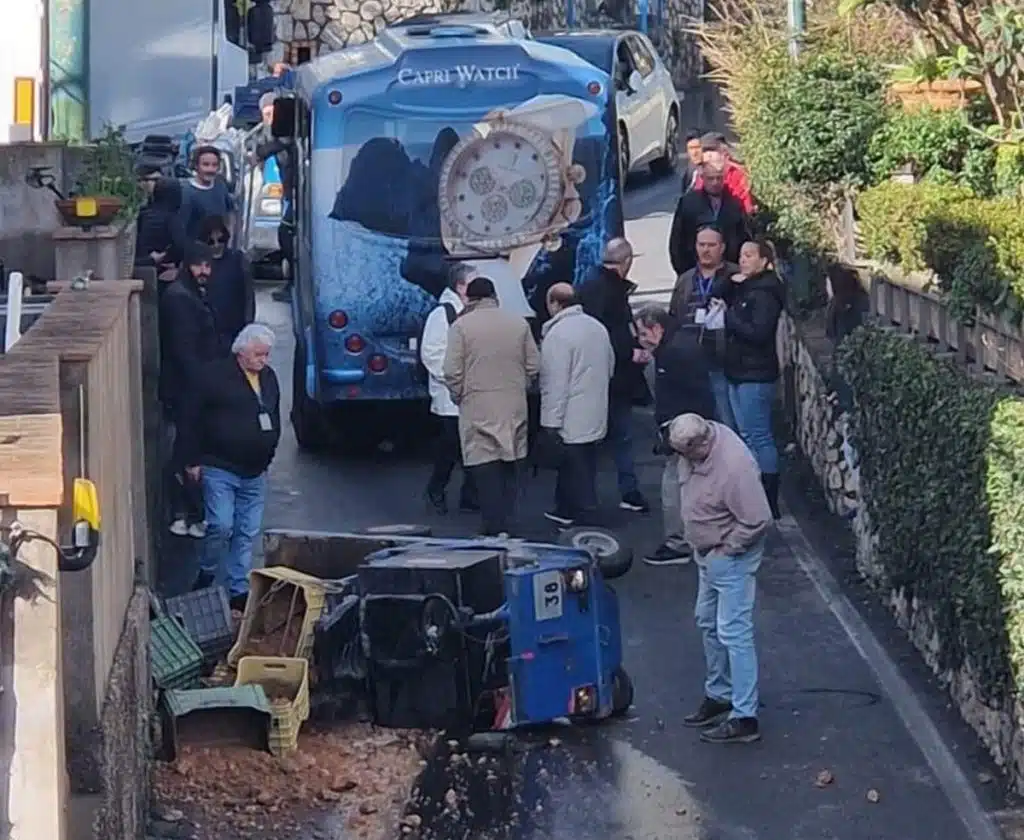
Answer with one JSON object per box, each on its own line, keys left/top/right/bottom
{"left": 303, "top": 526, "right": 635, "bottom": 734}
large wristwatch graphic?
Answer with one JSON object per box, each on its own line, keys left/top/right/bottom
{"left": 437, "top": 96, "right": 596, "bottom": 258}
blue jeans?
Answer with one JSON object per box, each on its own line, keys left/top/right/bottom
{"left": 727, "top": 381, "right": 778, "bottom": 474}
{"left": 201, "top": 466, "right": 267, "bottom": 598}
{"left": 607, "top": 400, "right": 639, "bottom": 497}
{"left": 709, "top": 369, "right": 735, "bottom": 430}
{"left": 694, "top": 542, "right": 763, "bottom": 718}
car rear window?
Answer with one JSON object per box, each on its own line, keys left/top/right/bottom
{"left": 539, "top": 37, "right": 614, "bottom": 74}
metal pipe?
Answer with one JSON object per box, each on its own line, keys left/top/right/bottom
{"left": 788, "top": 0, "right": 805, "bottom": 59}
{"left": 4, "top": 273, "right": 25, "bottom": 353}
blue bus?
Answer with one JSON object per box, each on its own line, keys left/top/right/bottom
{"left": 281, "top": 12, "right": 624, "bottom": 451}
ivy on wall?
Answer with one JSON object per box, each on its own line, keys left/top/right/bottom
{"left": 838, "top": 326, "right": 1024, "bottom": 704}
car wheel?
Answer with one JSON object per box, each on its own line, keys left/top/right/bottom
{"left": 557, "top": 526, "right": 633, "bottom": 579}
{"left": 611, "top": 666, "right": 634, "bottom": 716}
{"left": 291, "top": 344, "right": 330, "bottom": 453}
{"left": 617, "top": 126, "right": 630, "bottom": 187}
{"left": 650, "top": 109, "right": 679, "bottom": 176}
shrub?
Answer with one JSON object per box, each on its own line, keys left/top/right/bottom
{"left": 995, "top": 143, "right": 1024, "bottom": 198}
{"left": 856, "top": 182, "right": 1024, "bottom": 320}
{"left": 856, "top": 181, "right": 973, "bottom": 270}
{"left": 837, "top": 326, "right": 1024, "bottom": 703}
{"left": 866, "top": 107, "right": 995, "bottom": 194}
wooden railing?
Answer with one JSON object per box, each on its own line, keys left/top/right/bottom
{"left": 870, "top": 273, "right": 1024, "bottom": 384}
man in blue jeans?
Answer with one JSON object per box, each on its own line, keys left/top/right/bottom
{"left": 668, "top": 413, "right": 773, "bottom": 744}
{"left": 179, "top": 323, "right": 282, "bottom": 610}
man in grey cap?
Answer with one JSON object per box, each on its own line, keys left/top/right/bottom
{"left": 668, "top": 412, "right": 772, "bottom": 745}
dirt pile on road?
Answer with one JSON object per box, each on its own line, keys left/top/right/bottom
{"left": 154, "top": 723, "right": 434, "bottom": 839}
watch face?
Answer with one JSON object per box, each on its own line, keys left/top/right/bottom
{"left": 438, "top": 121, "right": 564, "bottom": 252}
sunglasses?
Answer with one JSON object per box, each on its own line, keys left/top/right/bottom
{"left": 206, "top": 236, "right": 227, "bottom": 245}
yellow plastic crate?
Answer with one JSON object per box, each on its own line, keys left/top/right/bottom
{"left": 235, "top": 656, "right": 310, "bottom": 756}
{"left": 227, "top": 566, "right": 327, "bottom": 666}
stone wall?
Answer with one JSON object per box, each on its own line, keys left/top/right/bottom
{"left": 778, "top": 313, "right": 1024, "bottom": 792}
{"left": 90, "top": 588, "right": 152, "bottom": 840}
{"left": 271, "top": 0, "right": 703, "bottom": 88}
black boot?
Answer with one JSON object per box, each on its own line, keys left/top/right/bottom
{"left": 761, "top": 473, "right": 781, "bottom": 520}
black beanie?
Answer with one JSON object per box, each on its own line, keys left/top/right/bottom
{"left": 185, "top": 240, "right": 214, "bottom": 266}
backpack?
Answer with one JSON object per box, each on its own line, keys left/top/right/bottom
{"left": 416, "top": 302, "right": 457, "bottom": 385}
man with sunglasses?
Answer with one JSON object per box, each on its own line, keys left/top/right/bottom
{"left": 198, "top": 215, "right": 255, "bottom": 346}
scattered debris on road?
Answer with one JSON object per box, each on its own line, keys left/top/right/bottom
{"left": 154, "top": 723, "right": 434, "bottom": 839}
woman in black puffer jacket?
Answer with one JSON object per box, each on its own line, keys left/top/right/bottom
{"left": 712, "top": 239, "right": 785, "bottom": 517}
{"left": 135, "top": 176, "right": 185, "bottom": 278}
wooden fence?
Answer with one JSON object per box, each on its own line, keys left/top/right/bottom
{"left": 869, "top": 273, "right": 1024, "bottom": 384}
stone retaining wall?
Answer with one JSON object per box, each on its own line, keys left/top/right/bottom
{"left": 91, "top": 588, "right": 152, "bottom": 840}
{"left": 270, "top": 0, "right": 702, "bottom": 87}
{"left": 778, "top": 313, "right": 1024, "bottom": 792}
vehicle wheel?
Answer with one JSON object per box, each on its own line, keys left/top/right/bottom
{"left": 361, "top": 524, "right": 433, "bottom": 538}
{"left": 650, "top": 109, "right": 679, "bottom": 176}
{"left": 557, "top": 527, "right": 633, "bottom": 579}
{"left": 291, "top": 345, "right": 330, "bottom": 453}
{"left": 617, "top": 126, "right": 630, "bottom": 187}
{"left": 611, "top": 666, "right": 634, "bottom": 717}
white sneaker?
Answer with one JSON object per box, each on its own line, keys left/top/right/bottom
{"left": 187, "top": 521, "right": 207, "bottom": 539}
{"left": 169, "top": 518, "right": 188, "bottom": 536}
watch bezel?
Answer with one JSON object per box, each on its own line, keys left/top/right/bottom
{"left": 438, "top": 119, "right": 565, "bottom": 254}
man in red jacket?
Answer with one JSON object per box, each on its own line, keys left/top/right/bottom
{"left": 693, "top": 133, "right": 755, "bottom": 215}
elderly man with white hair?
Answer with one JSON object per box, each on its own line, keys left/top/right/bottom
{"left": 179, "top": 323, "right": 282, "bottom": 610}
{"left": 668, "top": 412, "right": 772, "bottom": 745}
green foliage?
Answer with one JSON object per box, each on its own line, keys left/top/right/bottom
{"left": 995, "top": 143, "right": 1024, "bottom": 197}
{"left": 741, "top": 48, "right": 888, "bottom": 191}
{"left": 837, "top": 326, "right": 1024, "bottom": 703}
{"left": 857, "top": 181, "right": 1024, "bottom": 320}
{"left": 74, "top": 124, "right": 145, "bottom": 221}
{"left": 866, "top": 108, "right": 995, "bottom": 193}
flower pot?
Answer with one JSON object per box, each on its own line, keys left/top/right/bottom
{"left": 55, "top": 196, "right": 124, "bottom": 228}
{"left": 888, "top": 79, "right": 984, "bottom": 113}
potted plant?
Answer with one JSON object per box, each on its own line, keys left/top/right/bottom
{"left": 57, "top": 125, "right": 145, "bottom": 229}
{"left": 887, "top": 39, "right": 983, "bottom": 112}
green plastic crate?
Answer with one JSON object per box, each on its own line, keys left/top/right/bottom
{"left": 160, "top": 685, "right": 273, "bottom": 760}
{"left": 151, "top": 615, "right": 203, "bottom": 690}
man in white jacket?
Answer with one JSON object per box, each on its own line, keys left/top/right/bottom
{"left": 422, "top": 263, "right": 478, "bottom": 514}
{"left": 539, "top": 283, "right": 615, "bottom": 527}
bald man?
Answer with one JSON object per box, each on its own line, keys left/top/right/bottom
{"left": 577, "top": 238, "right": 653, "bottom": 513}
{"left": 538, "top": 283, "right": 615, "bottom": 526}
{"left": 669, "top": 154, "right": 751, "bottom": 276}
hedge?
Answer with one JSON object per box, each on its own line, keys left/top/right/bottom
{"left": 837, "top": 326, "right": 1024, "bottom": 704}
{"left": 857, "top": 181, "right": 1024, "bottom": 321}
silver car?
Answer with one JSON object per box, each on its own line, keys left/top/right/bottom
{"left": 536, "top": 29, "right": 681, "bottom": 182}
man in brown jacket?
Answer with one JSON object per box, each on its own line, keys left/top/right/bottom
{"left": 443, "top": 277, "right": 541, "bottom": 536}
{"left": 668, "top": 412, "right": 772, "bottom": 745}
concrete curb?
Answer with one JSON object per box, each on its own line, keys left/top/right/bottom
{"left": 773, "top": 511, "right": 1003, "bottom": 840}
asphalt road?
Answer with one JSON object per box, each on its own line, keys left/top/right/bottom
{"left": 241, "top": 172, "right": 1012, "bottom": 839}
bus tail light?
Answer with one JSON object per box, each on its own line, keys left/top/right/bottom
{"left": 262, "top": 183, "right": 284, "bottom": 199}
{"left": 587, "top": 80, "right": 602, "bottom": 96}
{"left": 328, "top": 310, "right": 349, "bottom": 329}
{"left": 367, "top": 354, "right": 388, "bottom": 373}
{"left": 344, "top": 334, "right": 365, "bottom": 353}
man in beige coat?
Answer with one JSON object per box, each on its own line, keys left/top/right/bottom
{"left": 443, "top": 277, "right": 541, "bottom": 536}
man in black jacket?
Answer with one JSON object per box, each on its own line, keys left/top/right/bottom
{"left": 578, "top": 237, "right": 652, "bottom": 513}
{"left": 180, "top": 323, "right": 282, "bottom": 610}
{"left": 635, "top": 305, "right": 717, "bottom": 565}
{"left": 669, "top": 155, "right": 750, "bottom": 277}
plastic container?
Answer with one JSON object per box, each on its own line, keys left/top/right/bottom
{"left": 227, "top": 567, "right": 327, "bottom": 666}
{"left": 234, "top": 656, "right": 310, "bottom": 756}
{"left": 160, "top": 685, "right": 272, "bottom": 760}
{"left": 163, "top": 586, "right": 234, "bottom": 665}
{"left": 151, "top": 615, "right": 203, "bottom": 690}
